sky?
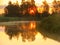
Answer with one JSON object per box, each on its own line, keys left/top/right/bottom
{"left": 0, "top": 0, "right": 54, "bottom": 5}
{"left": 0, "top": 26, "right": 60, "bottom": 45}
{"left": 0, "top": 0, "right": 60, "bottom": 5}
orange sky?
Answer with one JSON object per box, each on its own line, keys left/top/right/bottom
{"left": 0, "top": 8, "right": 4, "bottom": 14}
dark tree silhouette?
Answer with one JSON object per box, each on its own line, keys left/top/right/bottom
{"left": 41, "top": 1, "right": 50, "bottom": 17}
{"left": 5, "top": 25, "right": 22, "bottom": 39}
{"left": 19, "top": 2, "right": 38, "bottom": 17}
{"left": 4, "top": 1, "right": 20, "bottom": 17}
{"left": 4, "top": 1, "right": 50, "bottom": 19}
{"left": 20, "top": 2, "right": 30, "bottom": 16}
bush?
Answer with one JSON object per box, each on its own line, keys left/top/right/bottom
{"left": 40, "top": 13, "right": 60, "bottom": 35}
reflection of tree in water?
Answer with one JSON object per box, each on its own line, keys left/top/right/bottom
{"left": 21, "top": 29, "right": 36, "bottom": 42}
{"left": 5, "top": 25, "right": 21, "bottom": 39}
{"left": 5, "top": 21, "right": 37, "bottom": 42}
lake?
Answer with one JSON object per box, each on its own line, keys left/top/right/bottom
{"left": 0, "top": 21, "right": 60, "bottom": 45}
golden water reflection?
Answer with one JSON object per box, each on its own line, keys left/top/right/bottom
{"left": 0, "top": 21, "right": 60, "bottom": 45}
{"left": 0, "top": 31, "right": 60, "bottom": 45}
{"left": 5, "top": 21, "right": 37, "bottom": 42}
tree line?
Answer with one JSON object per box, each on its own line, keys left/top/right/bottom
{"left": 4, "top": 1, "right": 50, "bottom": 17}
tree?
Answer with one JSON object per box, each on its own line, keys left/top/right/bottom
{"left": 4, "top": 1, "right": 20, "bottom": 17}
{"left": 42, "top": 1, "right": 50, "bottom": 17}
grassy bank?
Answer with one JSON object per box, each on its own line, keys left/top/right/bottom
{"left": 0, "top": 17, "right": 39, "bottom": 22}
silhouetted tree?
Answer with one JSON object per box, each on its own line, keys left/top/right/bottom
{"left": 42, "top": 1, "right": 50, "bottom": 17}
{"left": 5, "top": 25, "right": 22, "bottom": 39}
{"left": 20, "top": 2, "right": 31, "bottom": 16}
{"left": 20, "top": 2, "right": 38, "bottom": 17}
{"left": 39, "top": 13, "right": 60, "bottom": 35}
{"left": 4, "top": 1, "right": 20, "bottom": 17}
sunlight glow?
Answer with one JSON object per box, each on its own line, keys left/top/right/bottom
{"left": 29, "top": 22, "right": 36, "bottom": 29}
{"left": 35, "top": 0, "right": 44, "bottom": 6}
{"left": 29, "top": 9, "right": 35, "bottom": 15}
{"left": 46, "top": 0, "right": 54, "bottom": 4}
{"left": 0, "top": 0, "right": 9, "bottom": 5}
{"left": 0, "top": 8, "right": 4, "bottom": 14}
{"left": 0, "top": 0, "right": 60, "bottom": 6}
{"left": 10, "top": 0, "right": 21, "bottom": 5}
{"left": 37, "top": 6, "right": 44, "bottom": 13}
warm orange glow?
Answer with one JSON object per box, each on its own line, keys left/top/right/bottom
{"left": 37, "top": 6, "right": 44, "bottom": 13}
{"left": 29, "top": 9, "right": 35, "bottom": 15}
{"left": 46, "top": 0, "right": 54, "bottom": 4}
{"left": 20, "top": 21, "right": 36, "bottom": 30}
{"left": 29, "top": 22, "right": 36, "bottom": 29}
{"left": 0, "top": 8, "right": 5, "bottom": 14}
{"left": 0, "top": 0, "right": 9, "bottom": 5}
{"left": 49, "top": 7, "right": 53, "bottom": 14}
{"left": 28, "top": 6, "right": 37, "bottom": 15}
{"left": 34, "top": 0, "right": 54, "bottom": 14}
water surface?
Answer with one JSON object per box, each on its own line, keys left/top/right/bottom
{"left": 0, "top": 21, "right": 60, "bottom": 45}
